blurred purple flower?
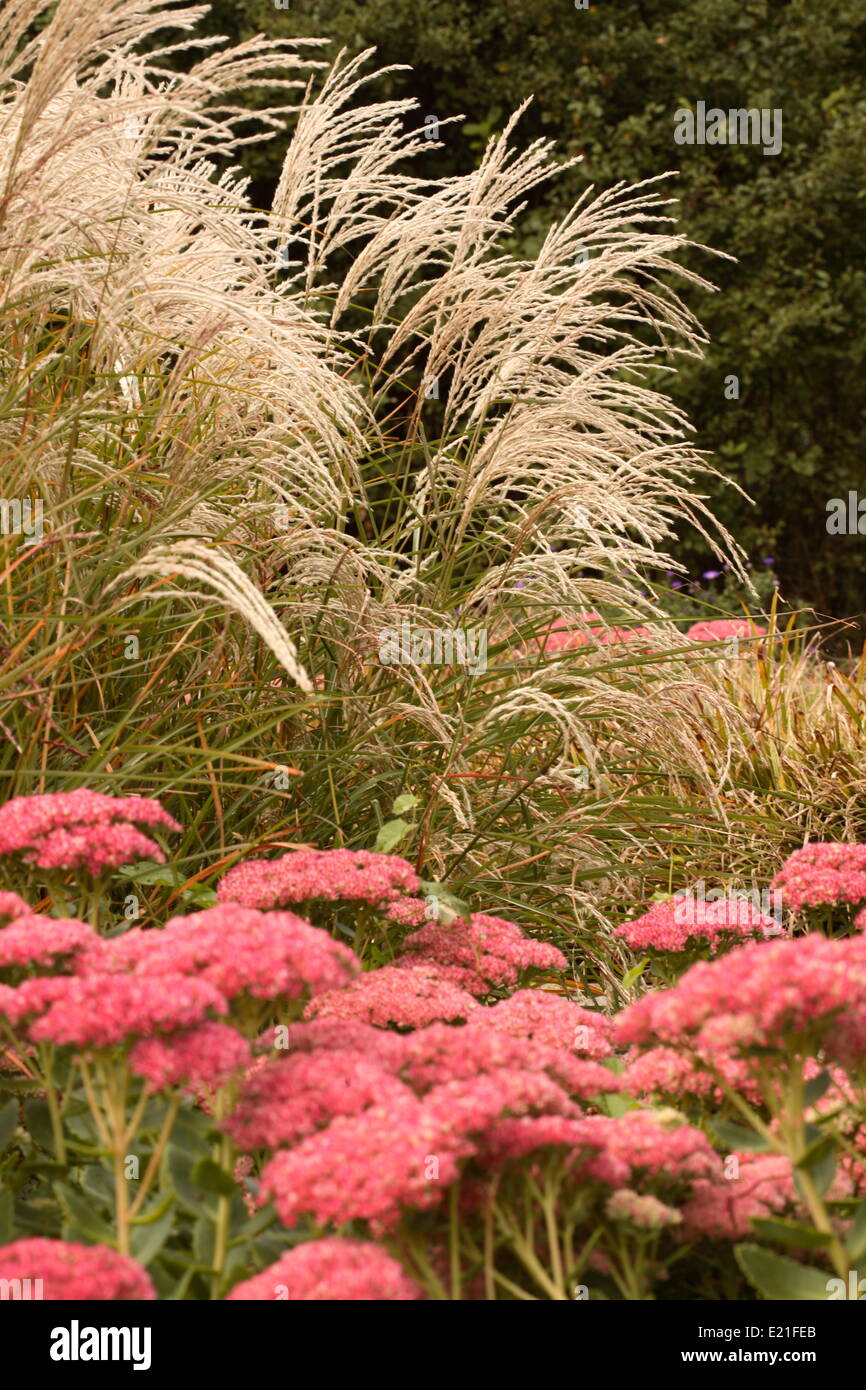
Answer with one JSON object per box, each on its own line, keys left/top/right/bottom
{"left": 702, "top": 570, "right": 722, "bottom": 581}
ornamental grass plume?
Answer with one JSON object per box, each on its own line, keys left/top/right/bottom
{"left": 305, "top": 962, "right": 478, "bottom": 1029}
{"left": 218, "top": 848, "right": 420, "bottom": 912}
{"left": 226, "top": 1238, "right": 422, "bottom": 1301}
{"left": 771, "top": 842, "right": 866, "bottom": 914}
{"left": 0, "top": 791, "right": 180, "bottom": 873}
{"left": 396, "top": 912, "right": 566, "bottom": 995}
{"left": 614, "top": 894, "right": 781, "bottom": 955}
{"left": 0, "top": 1238, "right": 154, "bottom": 1299}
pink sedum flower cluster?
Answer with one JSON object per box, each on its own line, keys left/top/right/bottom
{"left": 616, "top": 935, "right": 866, "bottom": 1068}
{"left": 686, "top": 618, "right": 766, "bottom": 643}
{"left": 260, "top": 1094, "right": 469, "bottom": 1233}
{"left": 218, "top": 847, "right": 420, "bottom": 912}
{"left": 225, "top": 1050, "right": 409, "bottom": 1150}
{"left": 0, "top": 1238, "right": 154, "bottom": 1299}
{"left": 771, "top": 842, "right": 866, "bottom": 914}
{"left": 4, "top": 972, "right": 227, "bottom": 1048}
{"left": 0, "top": 891, "right": 31, "bottom": 924}
{"left": 397, "top": 913, "right": 566, "bottom": 994}
{"left": 615, "top": 895, "right": 781, "bottom": 954}
{"left": 0, "top": 915, "right": 98, "bottom": 973}
{"left": 306, "top": 961, "right": 478, "bottom": 1029}
{"left": 226, "top": 1238, "right": 422, "bottom": 1301}
{"left": 98, "top": 906, "right": 359, "bottom": 1006}
{"left": 0, "top": 790, "right": 180, "bottom": 873}
{"left": 129, "top": 1022, "right": 251, "bottom": 1093}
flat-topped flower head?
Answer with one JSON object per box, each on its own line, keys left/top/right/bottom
{"left": 0, "top": 915, "right": 98, "bottom": 977}
{"left": 616, "top": 935, "right": 866, "bottom": 1068}
{"left": 0, "top": 1238, "right": 154, "bottom": 1299}
{"left": 227, "top": 1238, "right": 422, "bottom": 1301}
{"left": 116, "top": 905, "right": 359, "bottom": 1005}
{"left": 4, "top": 972, "right": 227, "bottom": 1048}
{"left": 686, "top": 618, "right": 766, "bottom": 643}
{"left": 258, "top": 1017, "right": 407, "bottom": 1069}
{"left": 399, "top": 1019, "right": 617, "bottom": 1101}
{"left": 397, "top": 913, "right": 566, "bottom": 995}
{"left": 305, "top": 962, "right": 478, "bottom": 1029}
{"left": 615, "top": 895, "right": 781, "bottom": 955}
{"left": 772, "top": 842, "right": 866, "bottom": 913}
{"left": 424, "top": 1068, "right": 580, "bottom": 1138}
{"left": 129, "top": 1022, "right": 251, "bottom": 1093}
{"left": 575, "top": 1110, "right": 723, "bottom": 1186}
{"left": 224, "top": 1050, "right": 411, "bottom": 1150}
{"left": 260, "top": 1094, "right": 469, "bottom": 1233}
{"left": 468, "top": 988, "right": 613, "bottom": 1058}
{"left": 218, "top": 847, "right": 420, "bottom": 912}
{"left": 0, "top": 790, "right": 180, "bottom": 874}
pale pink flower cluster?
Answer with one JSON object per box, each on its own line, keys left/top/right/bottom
{"left": 129, "top": 1022, "right": 251, "bottom": 1093}
{"left": 616, "top": 935, "right": 866, "bottom": 1068}
{"left": 305, "top": 962, "right": 478, "bottom": 1029}
{"left": 104, "top": 906, "right": 359, "bottom": 1005}
{"left": 397, "top": 913, "right": 566, "bottom": 994}
{"left": 226, "top": 1238, "right": 422, "bottom": 1301}
{"left": 686, "top": 618, "right": 766, "bottom": 643}
{"left": 771, "top": 842, "right": 866, "bottom": 913}
{"left": 4, "top": 972, "right": 227, "bottom": 1048}
{"left": 615, "top": 896, "right": 780, "bottom": 954}
{"left": 0, "top": 1238, "right": 155, "bottom": 1299}
{"left": 0, "top": 790, "right": 180, "bottom": 873}
{"left": 605, "top": 1187, "right": 683, "bottom": 1230}
{"left": 218, "top": 847, "right": 420, "bottom": 911}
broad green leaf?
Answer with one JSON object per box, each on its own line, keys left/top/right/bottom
{"left": 190, "top": 1158, "right": 237, "bottom": 1196}
{"left": 751, "top": 1217, "right": 832, "bottom": 1251}
{"left": 735, "top": 1244, "right": 833, "bottom": 1301}
{"left": 803, "top": 1070, "right": 832, "bottom": 1107}
{"left": 374, "top": 817, "right": 412, "bottom": 853}
{"left": 712, "top": 1120, "right": 770, "bottom": 1152}
{"left": 54, "top": 1183, "right": 117, "bottom": 1245}
{"left": 392, "top": 793, "right": 420, "bottom": 815}
{"left": 131, "top": 1204, "right": 175, "bottom": 1267}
